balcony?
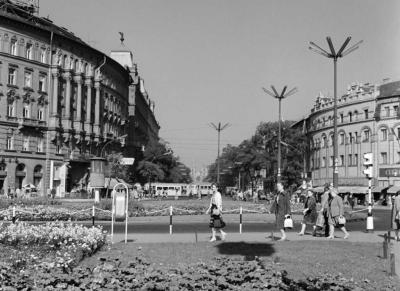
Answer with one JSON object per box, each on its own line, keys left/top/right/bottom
{"left": 18, "top": 118, "right": 47, "bottom": 130}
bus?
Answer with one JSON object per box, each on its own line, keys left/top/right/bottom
{"left": 146, "top": 183, "right": 188, "bottom": 198}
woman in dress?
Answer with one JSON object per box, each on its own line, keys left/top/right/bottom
{"left": 205, "top": 183, "right": 227, "bottom": 242}
{"left": 270, "top": 182, "right": 291, "bottom": 241}
{"left": 391, "top": 191, "right": 400, "bottom": 241}
{"left": 298, "top": 188, "right": 317, "bottom": 236}
{"left": 327, "top": 188, "right": 350, "bottom": 239}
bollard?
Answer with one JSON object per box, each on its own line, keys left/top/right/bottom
{"left": 169, "top": 206, "right": 173, "bottom": 235}
{"left": 92, "top": 205, "right": 95, "bottom": 226}
{"left": 239, "top": 206, "right": 243, "bottom": 234}
{"left": 383, "top": 234, "right": 388, "bottom": 259}
{"left": 390, "top": 253, "right": 396, "bottom": 276}
{"left": 12, "top": 206, "right": 16, "bottom": 224}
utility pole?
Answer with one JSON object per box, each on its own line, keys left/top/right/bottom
{"left": 262, "top": 86, "right": 297, "bottom": 183}
{"left": 210, "top": 122, "right": 230, "bottom": 184}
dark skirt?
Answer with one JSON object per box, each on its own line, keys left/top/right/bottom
{"left": 302, "top": 210, "right": 317, "bottom": 225}
{"left": 209, "top": 215, "right": 226, "bottom": 229}
{"left": 275, "top": 213, "right": 285, "bottom": 229}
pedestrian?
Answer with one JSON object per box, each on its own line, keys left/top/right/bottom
{"left": 348, "top": 192, "right": 355, "bottom": 210}
{"left": 327, "top": 188, "right": 350, "bottom": 239}
{"left": 391, "top": 191, "right": 400, "bottom": 241}
{"left": 270, "top": 182, "right": 291, "bottom": 241}
{"left": 298, "top": 188, "right": 317, "bottom": 236}
{"left": 317, "top": 183, "right": 332, "bottom": 237}
{"left": 205, "top": 183, "right": 227, "bottom": 242}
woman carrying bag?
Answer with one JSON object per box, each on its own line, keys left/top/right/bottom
{"left": 391, "top": 191, "right": 400, "bottom": 241}
{"left": 298, "top": 188, "right": 317, "bottom": 236}
{"left": 270, "top": 182, "right": 291, "bottom": 241}
{"left": 327, "top": 188, "right": 349, "bottom": 239}
{"left": 205, "top": 183, "right": 227, "bottom": 242}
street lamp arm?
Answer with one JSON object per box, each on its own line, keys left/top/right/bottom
{"left": 309, "top": 41, "right": 331, "bottom": 56}
{"left": 336, "top": 36, "right": 351, "bottom": 56}
{"left": 100, "top": 134, "right": 127, "bottom": 157}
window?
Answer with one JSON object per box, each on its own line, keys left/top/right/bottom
{"left": 395, "top": 106, "right": 399, "bottom": 116}
{"left": 38, "top": 74, "right": 46, "bottom": 92}
{"left": 322, "top": 136, "right": 327, "bottom": 148}
{"left": 6, "top": 136, "right": 13, "bottom": 150}
{"left": 329, "top": 134, "right": 334, "bottom": 146}
{"left": 381, "top": 128, "right": 388, "bottom": 141}
{"left": 364, "top": 109, "right": 369, "bottom": 119}
{"left": 340, "top": 133, "right": 345, "bottom": 145}
{"left": 349, "top": 132, "right": 353, "bottom": 144}
{"left": 354, "top": 154, "right": 358, "bottom": 166}
{"left": 23, "top": 105, "right": 30, "bottom": 118}
{"left": 40, "top": 48, "right": 46, "bottom": 63}
{"left": 397, "top": 128, "right": 400, "bottom": 140}
{"left": 37, "top": 138, "right": 43, "bottom": 152}
{"left": 363, "top": 130, "right": 370, "bottom": 142}
{"left": 381, "top": 152, "right": 388, "bottom": 164}
{"left": 8, "top": 68, "right": 17, "bottom": 85}
{"left": 37, "top": 107, "right": 44, "bottom": 120}
{"left": 25, "top": 43, "right": 33, "bottom": 59}
{"left": 7, "top": 102, "right": 15, "bottom": 117}
{"left": 10, "top": 39, "right": 17, "bottom": 55}
{"left": 354, "top": 131, "right": 358, "bottom": 143}
{"left": 24, "top": 71, "right": 32, "bottom": 87}
{"left": 398, "top": 152, "right": 400, "bottom": 164}
{"left": 348, "top": 154, "right": 352, "bottom": 166}
{"left": 340, "top": 113, "right": 344, "bottom": 123}
{"left": 23, "top": 137, "right": 29, "bottom": 151}
{"left": 329, "top": 156, "right": 333, "bottom": 167}
{"left": 311, "top": 158, "right": 314, "bottom": 169}
{"left": 322, "top": 157, "right": 326, "bottom": 167}
{"left": 340, "top": 155, "right": 344, "bottom": 166}
{"left": 349, "top": 112, "right": 353, "bottom": 122}
{"left": 385, "top": 106, "right": 390, "bottom": 117}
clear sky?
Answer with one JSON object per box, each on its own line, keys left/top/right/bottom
{"left": 40, "top": 0, "right": 400, "bottom": 169}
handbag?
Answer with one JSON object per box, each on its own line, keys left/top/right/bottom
{"left": 212, "top": 208, "right": 220, "bottom": 216}
{"left": 315, "top": 212, "right": 324, "bottom": 228}
{"left": 337, "top": 215, "right": 346, "bottom": 225}
{"left": 284, "top": 214, "right": 293, "bottom": 229}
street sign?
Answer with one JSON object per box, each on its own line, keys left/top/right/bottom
{"left": 120, "top": 158, "right": 135, "bottom": 165}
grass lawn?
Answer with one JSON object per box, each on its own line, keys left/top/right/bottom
{"left": 80, "top": 240, "right": 400, "bottom": 290}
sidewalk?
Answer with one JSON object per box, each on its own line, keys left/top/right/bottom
{"left": 110, "top": 230, "right": 388, "bottom": 244}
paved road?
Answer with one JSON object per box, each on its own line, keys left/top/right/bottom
{"left": 96, "top": 208, "right": 390, "bottom": 234}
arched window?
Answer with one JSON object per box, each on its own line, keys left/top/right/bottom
{"left": 349, "top": 112, "right": 353, "bottom": 122}
{"left": 362, "top": 129, "right": 370, "bottom": 142}
{"left": 354, "top": 110, "right": 358, "bottom": 121}
{"left": 25, "top": 43, "right": 33, "bottom": 59}
{"left": 10, "top": 38, "right": 17, "bottom": 55}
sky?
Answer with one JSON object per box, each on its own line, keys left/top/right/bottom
{"left": 39, "top": 0, "right": 400, "bottom": 170}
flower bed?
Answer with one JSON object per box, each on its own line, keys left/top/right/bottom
{"left": 0, "top": 255, "right": 359, "bottom": 290}
{"left": 0, "top": 221, "right": 108, "bottom": 272}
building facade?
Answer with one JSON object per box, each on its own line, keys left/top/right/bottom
{"left": 302, "top": 80, "right": 400, "bottom": 199}
{"left": 0, "top": 2, "right": 159, "bottom": 197}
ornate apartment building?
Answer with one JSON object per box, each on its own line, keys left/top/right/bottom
{"left": 301, "top": 80, "right": 400, "bottom": 199}
{"left": 0, "top": 1, "right": 159, "bottom": 196}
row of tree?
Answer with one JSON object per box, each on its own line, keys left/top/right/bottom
{"left": 107, "top": 139, "right": 192, "bottom": 186}
{"left": 206, "top": 121, "right": 307, "bottom": 192}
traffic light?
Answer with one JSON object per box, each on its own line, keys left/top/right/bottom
{"left": 363, "top": 152, "right": 373, "bottom": 178}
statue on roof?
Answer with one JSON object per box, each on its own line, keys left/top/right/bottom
{"left": 118, "top": 32, "right": 124, "bottom": 45}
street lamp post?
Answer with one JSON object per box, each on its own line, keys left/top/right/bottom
{"left": 262, "top": 86, "right": 297, "bottom": 183}
{"left": 309, "top": 37, "right": 362, "bottom": 188}
{"left": 210, "top": 122, "right": 230, "bottom": 184}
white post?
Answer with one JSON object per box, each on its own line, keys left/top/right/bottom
{"left": 239, "top": 206, "right": 243, "bottom": 234}
{"left": 366, "top": 177, "right": 374, "bottom": 231}
{"left": 92, "top": 205, "right": 95, "bottom": 226}
{"left": 125, "top": 185, "right": 129, "bottom": 244}
{"left": 169, "top": 205, "right": 173, "bottom": 235}
{"left": 111, "top": 189, "right": 115, "bottom": 244}
{"left": 12, "top": 206, "right": 16, "bottom": 223}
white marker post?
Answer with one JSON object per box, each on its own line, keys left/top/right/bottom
{"left": 239, "top": 206, "right": 243, "bottom": 234}
{"left": 169, "top": 206, "right": 173, "bottom": 235}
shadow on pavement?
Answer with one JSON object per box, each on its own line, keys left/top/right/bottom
{"left": 215, "top": 242, "right": 275, "bottom": 258}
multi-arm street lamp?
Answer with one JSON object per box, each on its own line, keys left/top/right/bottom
{"left": 262, "top": 86, "right": 298, "bottom": 183}
{"left": 309, "top": 37, "right": 362, "bottom": 188}
{"left": 210, "top": 122, "right": 230, "bottom": 184}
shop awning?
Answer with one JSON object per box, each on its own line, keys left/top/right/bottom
{"left": 338, "top": 186, "right": 354, "bottom": 193}
{"left": 387, "top": 186, "right": 400, "bottom": 194}
{"left": 372, "top": 186, "right": 389, "bottom": 193}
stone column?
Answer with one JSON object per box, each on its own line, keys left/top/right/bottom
{"left": 93, "top": 80, "right": 101, "bottom": 135}
{"left": 74, "top": 75, "right": 83, "bottom": 131}
{"left": 50, "top": 68, "right": 60, "bottom": 128}
{"left": 84, "top": 78, "right": 93, "bottom": 134}
{"left": 62, "top": 71, "right": 72, "bottom": 129}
